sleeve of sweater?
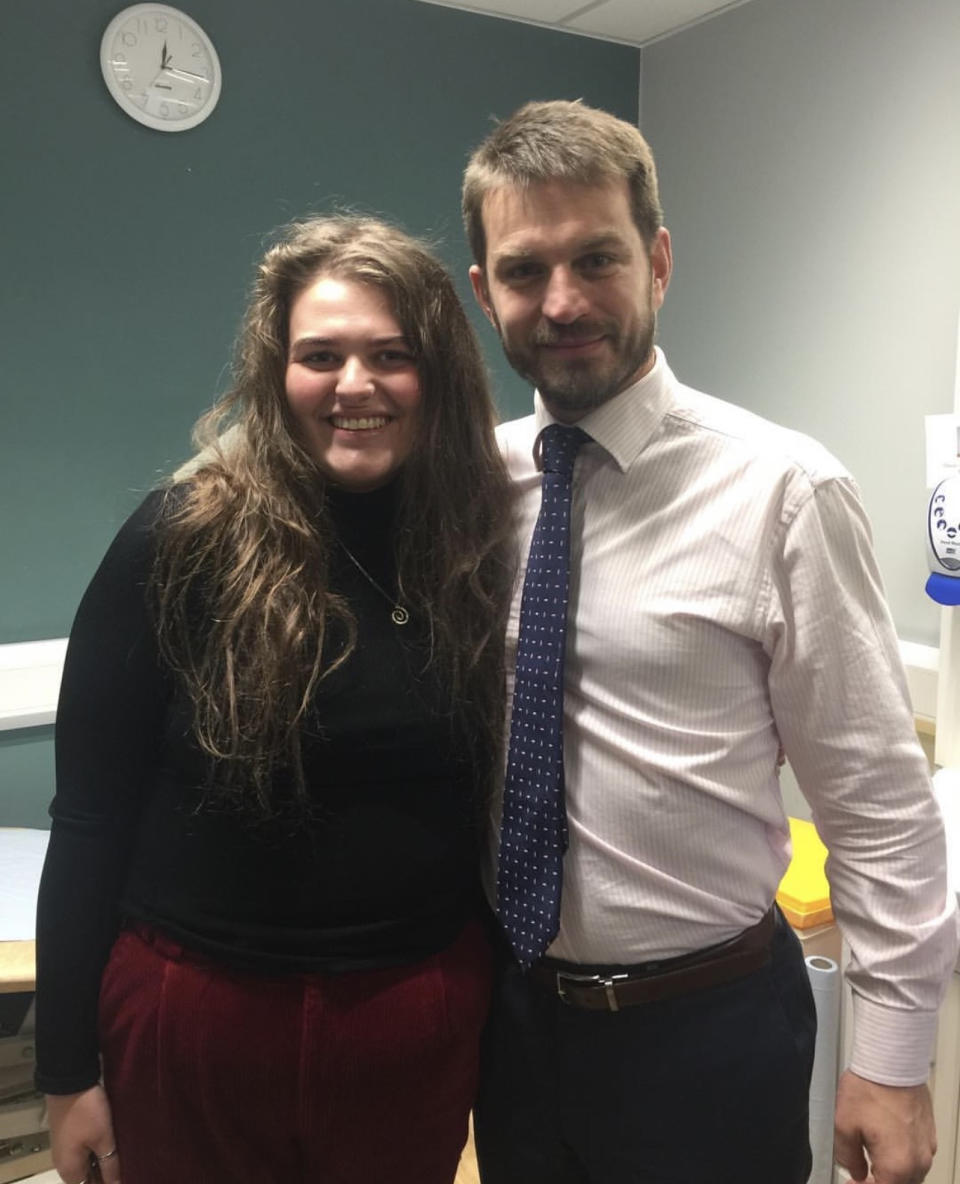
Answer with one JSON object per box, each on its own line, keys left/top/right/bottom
{"left": 35, "top": 490, "right": 173, "bottom": 1094}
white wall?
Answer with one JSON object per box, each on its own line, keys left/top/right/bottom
{"left": 642, "top": 0, "right": 960, "bottom": 647}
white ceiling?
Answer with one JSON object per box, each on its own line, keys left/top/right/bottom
{"left": 412, "top": 0, "right": 755, "bottom": 48}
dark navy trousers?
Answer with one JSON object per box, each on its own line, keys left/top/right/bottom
{"left": 474, "top": 909, "right": 816, "bottom": 1184}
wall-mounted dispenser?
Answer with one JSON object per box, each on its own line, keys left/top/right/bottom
{"left": 927, "top": 476, "right": 960, "bottom": 605}
{"left": 926, "top": 416, "right": 960, "bottom": 608}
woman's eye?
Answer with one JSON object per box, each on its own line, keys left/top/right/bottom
{"left": 378, "top": 350, "right": 416, "bottom": 366}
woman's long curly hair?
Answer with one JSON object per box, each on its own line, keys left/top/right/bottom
{"left": 151, "top": 215, "right": 516, "bottom": 817}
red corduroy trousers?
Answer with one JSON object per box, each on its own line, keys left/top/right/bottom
{"left": 97, "top": 920, "right": 492, "bottom": 1184}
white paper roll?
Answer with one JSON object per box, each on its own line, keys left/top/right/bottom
{"left": 806, "top": 954, "right": 841, "bottom": 1184}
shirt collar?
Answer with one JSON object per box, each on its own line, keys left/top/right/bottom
{"left": 532, "top": 347, "right": 676, "bottom": 473}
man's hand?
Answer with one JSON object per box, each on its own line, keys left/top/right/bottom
{"left": 834, "top": 1069, "right": 936, "bottom": 1184}
{"left": 46, "top": 1085, "right": 121, "bottom": 1184}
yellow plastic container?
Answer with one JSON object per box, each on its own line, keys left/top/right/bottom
{"left": 776, "top": 817, "right": 833, "bottom": 929}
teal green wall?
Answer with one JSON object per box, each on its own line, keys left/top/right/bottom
{"left": 1, "top": 730, "right": 56, "bottom": 829}
{"left": 1, "top": 0, "right": 639, "bottom": 824}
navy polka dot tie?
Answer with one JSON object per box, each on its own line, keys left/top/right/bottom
{"left": 497, "top": 423, "right": 590, "bottom": 967}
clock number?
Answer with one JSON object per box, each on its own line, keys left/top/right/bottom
{"left": 114, "top": 51, "right": 127, "bottom": 63}
{"left": 191, "top": 41, "right": 203, "bottom": 57}
{"left": 155, "top": 16, "right": 168, "bottom": 31}
{"left": 194, "top": 86, "right": 204, "bottom": 100}
{"left": 178, "top": 102, "right": 188, "bottom": 115}
{"left": 121, "top": 30, "right": 137, "bottom": 46}
{"left": 121, "top": 78, "right": 134, "bottom": 90}
{"left": 160, "top": 101, "right": 170, "bottom": 118}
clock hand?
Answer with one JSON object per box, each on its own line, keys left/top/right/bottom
{"left": 145, "top": 67, "right": 171, "bottom": 91}
{"left": 161, "top": 40, "right": 172, "bottom": 70}
{"left": 164, "top": 66, "right": 209, "bottom": 83}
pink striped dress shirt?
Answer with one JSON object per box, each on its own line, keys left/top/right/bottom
{"left": 490, "top": 348, "right": 958, "bottom": 1085}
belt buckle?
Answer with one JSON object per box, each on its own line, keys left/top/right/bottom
{"left": 556, "top": 970, "right": 630, "bottom": 1011}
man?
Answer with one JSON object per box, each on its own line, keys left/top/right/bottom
{"left": 462, "top": 99, "right": 958, "bottom": 1184}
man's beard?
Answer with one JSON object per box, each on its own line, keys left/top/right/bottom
{"left": 497, "top": 313, "right": 656, "bottom": 418}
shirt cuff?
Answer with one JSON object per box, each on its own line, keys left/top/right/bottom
{"left": 849, "top": 995, "right": 939, "bottom": 1085}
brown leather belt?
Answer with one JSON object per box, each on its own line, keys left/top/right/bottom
{"left": 528, "top": 907, "right": 777, "bottom": 1011}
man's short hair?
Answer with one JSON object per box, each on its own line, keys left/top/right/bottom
{"left": 462, "top": 99, "right": 663, "bottom": 267}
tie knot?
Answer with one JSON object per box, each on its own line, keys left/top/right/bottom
{"left": 539, "top": 424, "right": 590, "bottom": 476}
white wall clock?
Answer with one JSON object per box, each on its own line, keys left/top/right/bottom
{"left": 100, "top": 4, "right": 222, "bottom": 132}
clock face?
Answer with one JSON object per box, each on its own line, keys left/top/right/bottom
{"left": 100, "top": 4, "right": 221, "bottom": 132}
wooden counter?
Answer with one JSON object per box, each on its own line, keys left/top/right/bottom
{"left": 0, "top": 941, "right": 35, "bottom": 995}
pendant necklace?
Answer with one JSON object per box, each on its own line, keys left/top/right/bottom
{"left": 337, "top": 540, "right": 410, "bottom": 626}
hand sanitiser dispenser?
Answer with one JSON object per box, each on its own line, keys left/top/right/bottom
{"left": 925, "top": 408, "right": 960, "bottom": 769}
{"left": 927, "top": 476, "right": 960, "bottom": 605}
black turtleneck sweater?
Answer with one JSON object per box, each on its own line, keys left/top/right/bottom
{"left": 35, "top": 484, "right": 485, "bottom": 1095}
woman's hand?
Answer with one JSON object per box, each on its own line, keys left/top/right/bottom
{"left": 46, "top": 1085, "right": 121, "bottom": 1184}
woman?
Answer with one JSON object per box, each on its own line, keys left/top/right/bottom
{"left": 35, "top": 215, "right": 515, "bottom": 1184}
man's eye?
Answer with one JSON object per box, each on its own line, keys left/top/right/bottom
{"left": 504, "top": 262, "right": 543, "bottom": 282}
{"left": 581, "top": 253, "right": 615, "bottom": 271}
